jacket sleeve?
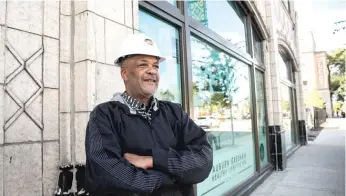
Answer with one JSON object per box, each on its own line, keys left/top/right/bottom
{"left": 85, "top": 105, "right": 173, "bottom": 194}
{"left": 152, "top": 107, "right": 213, "bottom": 184}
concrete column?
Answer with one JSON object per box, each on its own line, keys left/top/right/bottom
{"left": 265, "top": 0, "right": 287, "bottom": 171}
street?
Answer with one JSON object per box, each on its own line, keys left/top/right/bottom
{"left": 250, "top": 118, "right": 345, "bottom": 196}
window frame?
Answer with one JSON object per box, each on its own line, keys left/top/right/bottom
{"left": 139, "top": 1, "right": 272, "bottom": 195}
{"left": 278, "top": 49, "right": 299, "bottom": 151}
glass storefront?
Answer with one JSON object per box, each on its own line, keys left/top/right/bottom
{"left": 139, "top": 10, "right": 182, "bottom": 104}
{"left": 191, "top": 36, "right": 256, "bottom": 196}
{"left": 187, "top": 0, "right": 248, "bottom": 53}
{"left": 137, "top": 1, "right": 299, "bottom": 195}
{"left": 255, "top": 70, "right": 268, "bottom": 168}
{"left": 281, "top": 83, "right": 294, "bottom": 150}
{"left": 279, "top": 53, "right": 297, "bottom": 150}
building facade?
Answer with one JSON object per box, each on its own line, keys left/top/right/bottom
{"left": 299, "top": 30, "right": 333, "bottom": 128}
{"left": 0, "top": 0, "right": 306, "bottom": 195}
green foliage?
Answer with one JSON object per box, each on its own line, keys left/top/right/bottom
{"left": 328, "top": 49, "right": 345, "bottom": 74}
{"left": 328, "top": 49, "right": 346, "bottom": 102}
{"left": 333, "top": 101, "right": 342, "bottom": 112}
{"left": 192, "top": 40, "right": 240, "bottom": 103}
{"left": 305, "top": 89, "right": 326, "bottom": 109}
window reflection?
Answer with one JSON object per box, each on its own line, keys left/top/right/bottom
{"left": 165, "top": 0, "right": 177, "bottom": 6}
{"left": 139, "top": 10, "right": 182, "bottom": 104}
{"left": 255, "top": 71, "right": 268, "bottom": 167}
{"left": 279, "top": 53, "right": 292, "bottom": 81}
{"left": 191, "top": 36, "right": 255, "bottom": 196}
{"left": 281, "top": 84, "right": 294, "bottom": 150}
{"left": 188, "top": 0, "right": 248, "bottom": 53}
{"left": 253, "top": 28, "right": 263, "bottom": 63}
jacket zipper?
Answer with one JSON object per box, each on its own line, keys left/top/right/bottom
{"left": 148, "top": 120, "right": 156, "bottom": 148}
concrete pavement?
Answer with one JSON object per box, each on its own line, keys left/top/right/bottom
{"left": 250, "top": 118, "right": 345, "bottom": 196}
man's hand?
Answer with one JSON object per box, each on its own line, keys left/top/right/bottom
{"left": 124, "top": 153, "right": 153, "bottom": 169}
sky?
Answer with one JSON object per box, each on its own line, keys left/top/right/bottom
{"left": 295, "top": 0, "right": 346, "bottom": 52}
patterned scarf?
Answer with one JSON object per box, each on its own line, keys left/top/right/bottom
{"left": 120, "top": 92, "right": 158, "bottom": 121}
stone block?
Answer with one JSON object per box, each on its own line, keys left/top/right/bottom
{"left": 0, "top": 147, "right": 2, "bottom": 195}
{"left": 96, "top": 63, "right": 124, "bottom": 105}
{"left": 44, "top": 1, "right": 59, "bottom": 39}
{"left": 273, "top": 112, "right": 281, "bottom": 125}
{"left": 60, "top": 15, "right": 71, "bottom": 63}
{"left": 44, "top": 37, "right": 59, "bottom": 88}
{"left": 7, "top": 1, "right": 43, "bottom": 35}
{"left": 0, "top": 1, "right": 5, "bottom": 25}
{"left": 26, "top": 91, "right": 43, "bottom": 127}
{"left": 0, "top": 85, "right": 3, "bottom": 145}
{"left": 75, "top": 1, "right": 87, "bottom": 15}
{"left": 271, "top": 87, "right": 278, "bottom": 101}
{"left": 6, "top": 28, "right": 42, "bottom": 61}
{"left": 60, "top": 0, "right": 71, "bottom": 15}
{"left": 74, "top": 12, "right": 88, "bottom": 63}
{"left": 74, "top": 60, "right": 96, "bottom": 112}
{"left": 7, "top": 71, "right": 41, "bottom": 103}
{"left": 273, "top": 100, "right": 280, "bottom": 113}
{"left": 133, "top": 0, "right": 139, "bottom": 30}
{"left": 5, "top": 112, "right": 42, "bottom": 143}
{"left": 88, "top": 0, "right": 125, "bottom": 24}
{"left": 60, "top": 63, "right": 70, "bottom": 113}
{"left": 124, "top": 0, "right": 133, "bottom": 27}
{"left": 88, "top": 12, "right": 105, "bottom": 63}
{"left": 43, "top": 142, "right": 59, "bottom": 196}
{"left": 75, "top": 112, "right": 89, "bottom": 164}
{"left": 4, "top": 143, "right": 42, "bottom": 196}
{"left": 44, "top": 88, "right": 59, "bottom": 140}
{"left": 60, "top": 113, "right": 71, "bottom": 164}
{"left": 105, "top": 20, "right": 128, "bottom": 65}
{"left": 0, "top": 27, "right": 4, "bottom": 84}
{"left": 75, "top": 12, "right": 105, "bottom": 63}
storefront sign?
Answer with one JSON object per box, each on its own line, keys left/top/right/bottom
{"left": 197, "top": 142, "right": 255, "bottom": 196}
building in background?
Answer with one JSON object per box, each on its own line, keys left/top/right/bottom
{"left": 314, "top": 51, "right": 333, "bottom": 117}
{"left": 299, "top": 30, "right": 333, "bottom": 125}
{"left": 0, "top": 1, "right": 307, "bottom": 195}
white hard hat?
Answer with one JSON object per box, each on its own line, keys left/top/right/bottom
{"left": 114, "top": 33, "right": 165, "bottom": 65}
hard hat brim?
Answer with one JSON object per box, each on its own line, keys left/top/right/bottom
{"left": 114, "top": 54, "right": 166, "bottom": 66}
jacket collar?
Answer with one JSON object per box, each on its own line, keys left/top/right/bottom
{"left": 111, "top": 92, "right": 159, "bottom": 114}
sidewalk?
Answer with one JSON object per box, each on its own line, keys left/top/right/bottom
{"left": 250, "top": 118, "right": 345, "bottom": 196}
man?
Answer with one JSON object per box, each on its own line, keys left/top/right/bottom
{"left": 85, "top": 33, "right": 213, "bottom": 196}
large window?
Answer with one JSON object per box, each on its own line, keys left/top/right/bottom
{"left": 139, "top": 10, "right": 182, "bottom": 103}
{"left": 255, "top": 70, "right": 268, "bottom": 167}
{"left": 191, "top": 36, "right": 256, "bottom": 196}
{"left": 253, "top": 27, "right": 263, "bottom": 63}
{"left": 279, "top": 52, "right": 296, "bottom": 150}
{"left": 139, "top": 1, "right": 270, "bottom": 195}
{"left": 188, "top": 0, "right": 248, "bottom": 53}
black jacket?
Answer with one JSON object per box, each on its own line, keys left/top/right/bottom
{"left": 85, "top": 99, "right": 213, "bottom": 196}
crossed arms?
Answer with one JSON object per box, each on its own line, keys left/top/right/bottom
{"left": 85, "top": 105, "right": 213, "bottom": 194}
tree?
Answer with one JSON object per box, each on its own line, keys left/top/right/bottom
{"left": 328, "top": 49, "right": 345, "bottom": 74}
{"left": 328, "top": 49, "right": 346, "bottom": 102}
{"left": 305, "top": 89, "right": 326, "bottom": 109}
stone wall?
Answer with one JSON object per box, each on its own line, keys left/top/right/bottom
{"left": 0, "top": 0, "right": 307, "bottom": 195}
{"left": 0, "top": 0, "right": 134, "bottom": 195}
{"left": 0, "top": 1, "right": 60, "bottom": 195}
{"left": 263, "top": 0, "right": 305, "bottom": 126}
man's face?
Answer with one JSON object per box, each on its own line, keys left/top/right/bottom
{"left": 121, "top": 55, "right": 160, "bottom": 98}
